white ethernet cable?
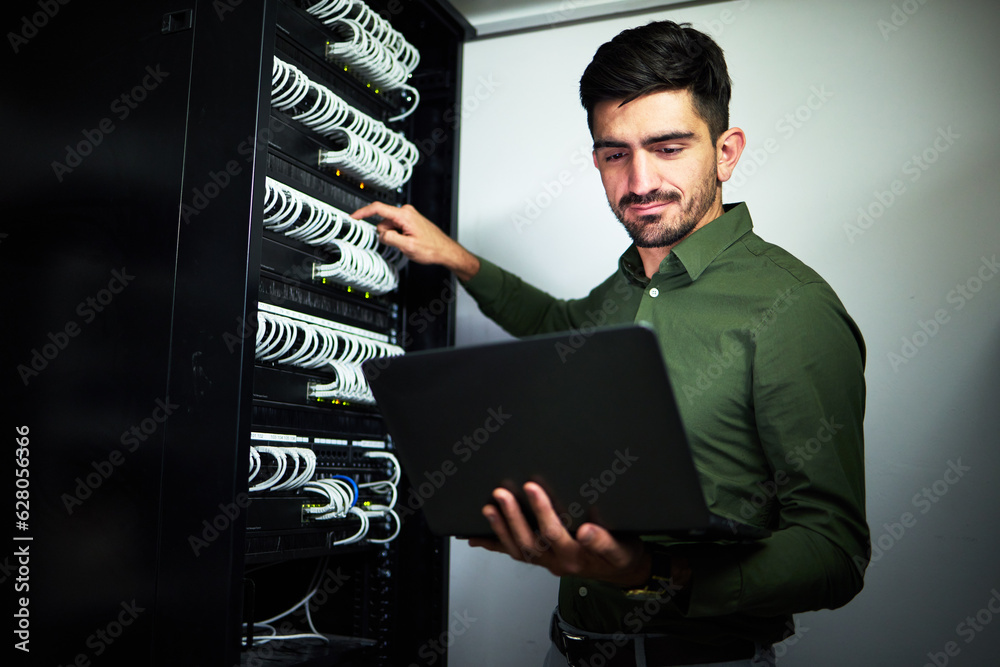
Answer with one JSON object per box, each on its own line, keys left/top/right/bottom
{"left": 254, "top": 306, "right": 403, "bottom": 405}
{"left": 358, "top": 454, "right": 398, "bottom": 511}
{"left": 243, "top": 560, "right": 330, "bottom": 647}
{"left": 248, "top": 446, "right": 318, "bottom": 493}
{"left": 249, "top": 447, "right": 262, "bottom": 485}
{"left": 262, "top": 177, "right": 404, "bottom": 295}
{"left": 305, "top": 0, "right": 421, "bottom": 121}
{"left": 270, "top": 447, "right": 317, "bottom": 492}
{"left": 364, "top": 505, "right": 400, "bottom": 543}
{"left": 271, "top": 58, "right": 419, "bottom": 187}
{"left": 245, "top": 444, "right": 401, "bottom": 543}
{"left": 313, "top": 239, "right": 398, "bottom": 295}
{"left": 359, "top": 450, "right": 402, "bottom": 543}
{"left": 302, "top": 476, "right": 356, "bottom": 519}
{"left": 301, "top": 476, "right": 371, "bottom": 545}
{"left": 249, "top": 446, "right": 288, "bottom": 492}
{"left": 316, "top": 128, "right": 413, "bottom": 190}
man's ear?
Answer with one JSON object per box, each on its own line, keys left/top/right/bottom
{"left": 716, "top": 127, "right": 746, "bottom": 183}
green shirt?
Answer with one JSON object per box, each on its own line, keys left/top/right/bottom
{"left": 461, "top": 203, "right": 868, "bottom": 646}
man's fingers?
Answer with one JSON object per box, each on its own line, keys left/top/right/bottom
{"left": 577, "top": 523, "right": 648, "bottom": 574}
{"left": 351, "top": 200, "right": 392, "bottom": 220}
{"left": 493, "top": 489, "right": 537, "bottom": 552}
{"left": 466, "top": 536, "right": 506, "bottom": 554}
{"left": 377, "top": 226, "right": 406, "bottom": 249}
{"left": 482, "top": 500, "right": 522, "bottom": 560}
{"left": 576, "top": 524, "right": 621, "bottom": 560}
{"left": 524, "top": 482, "right": 573, "bottom": 546}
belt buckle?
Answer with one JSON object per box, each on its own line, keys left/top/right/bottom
{"left": 559, "top": 631, "right": 589, "bottom": 667}
{"left": 550, "top": 616, "right": 589, "bottom": 666}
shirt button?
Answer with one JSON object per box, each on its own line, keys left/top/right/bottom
{"left": 578, "top": 587, "right": 588, "bottom": 597}
{"left": 649, "top": 288, "right": 660, "bottom": 298}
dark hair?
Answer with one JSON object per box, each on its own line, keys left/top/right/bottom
{"left": 579, "top": 21, "right": 732, "bottom": 143}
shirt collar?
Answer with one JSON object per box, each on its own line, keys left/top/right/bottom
{"left": 618, "top": 202, "right": 753, "bottom": 285}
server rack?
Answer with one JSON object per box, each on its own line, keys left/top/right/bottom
{"left": 2, "top": 1, "right": 470, "bottom": 665}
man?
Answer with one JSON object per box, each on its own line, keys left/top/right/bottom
{"left": 353, "top": 20, "right": 868, "bottom": 667}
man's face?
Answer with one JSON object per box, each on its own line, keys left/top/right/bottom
{"left": 591, "top": 89, "right": 722, "bottom": 249}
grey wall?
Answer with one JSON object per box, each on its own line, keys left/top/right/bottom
{"left": 447, "top": 1, "right": 1000, "bottom": 665}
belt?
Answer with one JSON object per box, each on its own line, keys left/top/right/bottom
{"left": 550, "top": 614, "right": 756, "bottom": 667}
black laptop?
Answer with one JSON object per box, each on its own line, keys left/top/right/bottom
{"left": 363, "top": 325, "right": 770, "bottom": 541}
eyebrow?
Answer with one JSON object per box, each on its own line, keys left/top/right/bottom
{"left": 593, "top": 131, "right": 696, "bottom": 150}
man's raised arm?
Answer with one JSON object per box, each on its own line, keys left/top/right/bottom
{"left": 352, "top": 201, "right": 481, "bottom": 281}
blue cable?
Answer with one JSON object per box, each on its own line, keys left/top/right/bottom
{"left": 329, "top": 474, "right": 359, "bottom": 507}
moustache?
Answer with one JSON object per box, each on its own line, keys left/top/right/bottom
{"left": 617, "top": 190, "right": 681, "bottom": 210}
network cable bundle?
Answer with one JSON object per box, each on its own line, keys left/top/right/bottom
{"left": 12, "top": 0, "right": 461, "bottom": 664}
{"left": 262, "top": 176, "right": 406, "bottom": 296}
{"left": 237, "top": 0, "right": 449, "bottom": 663}
{"left": 247, "top": 440, "right": 402, "bottom": 547}
{"left": 271, "top": 57, "right": 420, "bottom": 189}
{"left": 244, "top": 435, "right": 403, "bottom": 649}
{"left": 304, "top": 0, "right": 421, "bottom": 120}
{"left": 255, "top": 302, "right": 403, "bottom": 404}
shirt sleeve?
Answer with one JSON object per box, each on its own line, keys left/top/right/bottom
{"left": 462, "top": 256, "right": 632, "bottom": 336}
{"left": 665, "top": 281, "right": 869, "bottom": 618}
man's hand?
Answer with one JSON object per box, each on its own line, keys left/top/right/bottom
{"left": 468, "top": 482, "right": 653, "bottom": 588}
{"left": 351, "top": 201, "right": 480, "bottom": 281}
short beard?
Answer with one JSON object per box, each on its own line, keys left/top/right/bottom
{"left": 610, "top": 174, "right": 718, "bottom": 249}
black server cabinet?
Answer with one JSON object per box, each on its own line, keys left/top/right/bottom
{"left": 2, "top": 1, "right": 470, "bottom": 665}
